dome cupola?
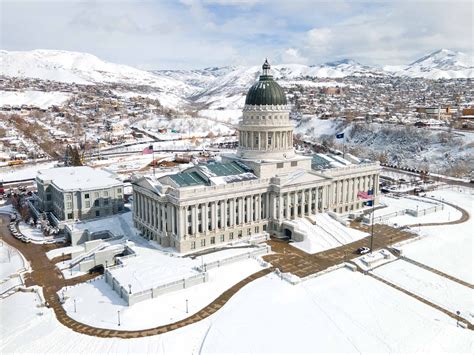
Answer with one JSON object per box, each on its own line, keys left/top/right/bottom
{"left": 245, "top": 59, "right": 287, "bottom": 106}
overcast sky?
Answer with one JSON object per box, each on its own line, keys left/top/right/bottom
{"left": 1, "top": 0, "right": 472, "bottom": 69}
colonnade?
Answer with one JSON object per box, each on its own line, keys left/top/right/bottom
{"left": 238, "top": 130, "right": 293, "bottom": 151}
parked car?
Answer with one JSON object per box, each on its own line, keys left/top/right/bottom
{"left": 357, "top": 247, "right": 371, "bottom": 255}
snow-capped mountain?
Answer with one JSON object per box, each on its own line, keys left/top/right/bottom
{"left": 0, "top": 49, "right": 193, "bottom": 108}
{"left": 387, "top": 49, "right": 473, "bottom": 79}
{"left": 1, "top": 48, "right": 472, "bottom": 110}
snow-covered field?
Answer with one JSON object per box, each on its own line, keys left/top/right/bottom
{"left": 373, "top": 260, "right": 473, "bottom": 322}
{"left": 0, "top": 90, "right": 71, "bottom": 109}
{"left": 0, "top": 243, "right": 24, "bottom": 279}
{"left": 61, "top": 258, "right": 264, "bottom": 330}
{"left": 2, "top": 268, "right": 472, "bottom": 354}
{"left": 399, "top": 188, "right": 474, "bottom": 283}
{"left": 367, "top": 194, "right": 461, "bottom": 226}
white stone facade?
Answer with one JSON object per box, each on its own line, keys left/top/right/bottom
{"left": 132, "top": 62, "right": 381, "bottom": 253}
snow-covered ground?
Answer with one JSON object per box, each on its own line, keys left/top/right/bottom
{"left": 291, "top": 213, "right": 368, "bottom": 253}
{"left": 2, "top": 268, "right": 472, "bottom": 354}
{"left": 0, "top": 243, "right": 24, "bottom": 279}
{"left": 17, "top": 221, "right": 52, "bottom": 244}
{"left": 373, "top": 260, "right": 473, "bottom": 322}
{"left": 366, "top": 194, "right": 460, "bottom": 226}
{"left": 0, "top": 161, "right": 58, "bottom": 182}
{"left": 398, "top": 188, "right": 473, "bottom": 284}
{"left": 61, "top": 258, "right": 264, "bottom": 330}
{"left": 0, "top": 90, "right": 70, "bottom": 109}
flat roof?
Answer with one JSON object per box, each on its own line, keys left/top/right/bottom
{"left": 37, "top": 166, "right": 122, "bottom": 191}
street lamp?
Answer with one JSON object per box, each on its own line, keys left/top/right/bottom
{"left": 186, "top": 299, "right": 188, "bottom": 314}
{"left": 456, "top": 311, "right": 460, "bottom": 327}
{"left": 74, "top": 299, "right": 76, "bottom": 313}
{"left": 128, "top": 284, "right": 132, "bottom": 294}
{"left": 105, "top": 260, "right": 108, "bottom": 269}
{"left": 118, "top": 310, "right": 121, "bottom": 326}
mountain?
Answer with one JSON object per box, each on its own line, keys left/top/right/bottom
{"left": 1, "top": 48, "right": 472, "bottom": 111}
{"left": 0, "top": 49, "right": 193, "bottom": 108}
{"left": 389, "top": 49, "right": 473, "bottom": 79}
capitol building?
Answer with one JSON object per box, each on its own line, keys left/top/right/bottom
{"left": 132, "top": 60, "right": 381, "bottom": 253}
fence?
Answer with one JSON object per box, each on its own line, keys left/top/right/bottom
{"left": 104, "top": 244, "right": 271, "bottom": 306}
{"left": 194, "top": 245, "right": 271, "bottom": 272}
{"left": 363, "top": 203, "right": 444, "bottom": 224}
{"left": 105, "top": 269, "right": 209, "bottom": 306}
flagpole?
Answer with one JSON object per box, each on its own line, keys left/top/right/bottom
{"left": 370, "top": 189, "right": 375, "bottom": 253}
{"left": 343, "top": 134, "right": 345, "bottom": 159}
{"left": 152, "top": 144, "right": 155, "bottom": 177}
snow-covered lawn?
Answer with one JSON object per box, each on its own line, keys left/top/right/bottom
{"left": 17, "top": 221, "right": 53, "bottom": 243}
{"left": 2, "top": 268, "right": 472, "bottom": 354}
{"left": 398, "top": 188, "right": 474, "bottom": 283}
{"left": 368, "top": 194, "right": 461, "bottom": 226}
{"left": 0, "top": 243, "right": 24, "bottom": 279}
{"left": 201, "top": 269, "right": 473, "bottom": 353}
{"left": 373, "top": 260, "right": 473, "bottom": 322}
{"left": 61, "top": 258, "right": 265, "bottom": 330}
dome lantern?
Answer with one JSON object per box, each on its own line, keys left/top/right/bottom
{"left": 244, "top": 59, "right": 287, "bottom": 106}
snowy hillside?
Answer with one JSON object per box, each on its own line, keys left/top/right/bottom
{"left": 0, "top": 50, "right": 193, "bottom": 108}
{"left": 387, "top": 49, "right": 473, "bottom": 79}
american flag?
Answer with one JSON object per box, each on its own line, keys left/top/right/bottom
{"left": 357, "top": 191, "right": 371, "bottom": 200}
{"left": 142, "top": 145, "right": 153, "bottom": 154}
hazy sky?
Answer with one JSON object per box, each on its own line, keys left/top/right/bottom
{"left": 1, "top": 0, "right": 472, "bottom": 69}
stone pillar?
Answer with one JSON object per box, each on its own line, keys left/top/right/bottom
{"left": 191, "top": 205, "right": 196, "bottom": 235}
{"left": 286, "top": 193, "right": 290, "bottom": 219}
{"left": 301, "top": 189, "right": 306, "bottom": 216}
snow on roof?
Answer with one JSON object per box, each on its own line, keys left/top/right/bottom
{"left": 37, "top": 166, "right": 122, "bottom": 191}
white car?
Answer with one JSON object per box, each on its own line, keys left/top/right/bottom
{"left": 357, "top": 247, "right": 371, "bottom": 255}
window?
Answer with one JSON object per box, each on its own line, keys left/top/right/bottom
{"left": 191, "top": 241, "right": 196, "bottom": 250}
{"left": 255, "top": 226, "right": 259, "bottom": 233}
{"left": 95, "top": 192, "right": 99, "bottom": 198}
{"left": 94, "top": 200, "right": 99, "bottom": 207}
{"left": 46, "top": 194, "right": 52, "bottom": 201}
{"left": 66, "top": 194, "right": 72, "bottom": 200}
{"left": 291, "top": 161, "right": 297, "bottom": 167}
{"left": 277, "top": 163, "right": 284, "bottom": 169}
{"left": 95, "top": 210, "right": 100, "bottom": 217}
{"left": 67, "top": 213, "right": 73, "bottom": 219}
{"left": 201, "top": 239, "right": 206, "bottom": 247}
{"left": 85, "top": 201, "right": 90, "bottom": 208}
{"left": 210, "top": 237, "right": 215, "bottom": 244}
{"left": 267, "top": 133, "right": 272, "bottom": 147}
{"left": 104, "top": 198, "right": 109, "bottom": 205}
{"left": 229, "top": 232, "right": 234, "bottom": 240}
{"left": 117, "top": 188, "right": 122, "bottom": 193}
{"left": 220, "top": 235, "right": 224, "bottom": 242}
{"left": 255, "top": 134, "right": 259, "bottom": 146}
{"left": 247, "top": 228, "right": 251, "bottom": 235}
{"left": 84, "top": 193, "right": 90, "bottom": 199}
{"left": 66, "top": 202, "right": 72, "bottom": 209}
{"left": 103, "top": 191, "right": 109, "bottom": 197}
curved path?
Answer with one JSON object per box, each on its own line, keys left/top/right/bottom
{"left": 406, "top": 197, "right": 470, "bottom": 228}
{"left": 0, "top": 214, "right": 273, "bottom": 338}
{"left": 0, "top": 191, "right": 470, "bottom": 338}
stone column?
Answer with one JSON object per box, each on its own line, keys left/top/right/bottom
{"left": 191, "top": 205, "right": 196, "bottom": 235}
{"left": 286, "top": 193, "right": 290, "bottom": 219}
{"left": 301, "top": 189, "right": 306, "bottom": 216}
{"left": 222, "top": 199, "right": 227, "bottom": 229}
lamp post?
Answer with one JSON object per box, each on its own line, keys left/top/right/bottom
{"left": 118, "top": 310, "right": 121, "bottom": 326}
{"left": 186, "top": 299, "right": 188, "bottom": 314}
{"left": 74, "top": 299, "right": 76, "bottom": 313}
{"left": 105, "top": 260, "right": 108, "bottom": 269}
{"left": 456, "top": 311, "right": 460, "bottom": 327}
{"left": 128, "top": 284, "right": 132, "bottom": 294}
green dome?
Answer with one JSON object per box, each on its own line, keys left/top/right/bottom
{"left": 245, "top": 60, "right": 287, "bottom": 106}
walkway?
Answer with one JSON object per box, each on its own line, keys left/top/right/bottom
{"left": 0, "top": 191, "right": 470, "bottom": 338}
{"left": 368, "top": 272, "right": 473, "bottom": 330}
{"left": 0, "top": 213, "right": 274, "bottom": 338}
